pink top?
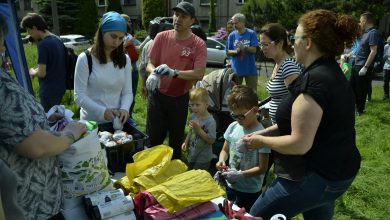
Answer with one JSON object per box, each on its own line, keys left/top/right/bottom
{"left": 149, "top": 30, "right": 207, "bottom": 97}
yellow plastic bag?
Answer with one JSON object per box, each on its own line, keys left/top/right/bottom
{"left": 148, "top": 170, "right": 226, "bottom": 213}
{"left": 133, "top": 159, "right": 188, "bottom": 193}
{"left": 126, "top": 145, "right": 173, "bottom": 182}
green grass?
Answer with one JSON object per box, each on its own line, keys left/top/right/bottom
{"left": 22, "top": 44, "right": 390, "bottom": 219}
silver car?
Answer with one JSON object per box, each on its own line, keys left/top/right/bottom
{"left": 60, "top": 34, "right": 91, "bottom": 50}
{"left": 206, "top": 37, "right": 227, "bottom": 66}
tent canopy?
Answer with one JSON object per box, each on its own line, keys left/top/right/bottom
{"left": 1, "top": 0, "right": 33, "bottom": 94}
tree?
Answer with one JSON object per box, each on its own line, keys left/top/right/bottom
{"left": 141, "top": 0, "right": 165, "bottom": 30}
{"left": 35, "top": 0, "right": 78, "bottom": 34}
{"left": 208, "top": 0, "right": 216, "bottom": 34}
{"left": 106, "top": 0, "right": 123, "bottom": 13}
{"left": 74, "top": 0, "right": 98, "bottom": 38}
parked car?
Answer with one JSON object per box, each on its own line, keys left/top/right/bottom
{"left": 206, "top": 37, "right": 227, "bottom": 67}
{"left": 60, "top": 34, "right": 91, "bottom": 50}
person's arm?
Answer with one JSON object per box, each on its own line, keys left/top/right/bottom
{"left": 242, "top": 153, "right": 269, "bottom": 178}
{"left": 249, "top": 124, "right": 279, "bottom": 136}
{"left": 244, "top": 93, "right": 322, "bottom": 155}
{"left": 14, "top": 122, "right": 86, "bottom": 159}
{"left": 181, "top": 129, "right": 191, "bottom": 151}
{"left": 190, "top": 121, "right": 215, "bottom": 145}
{"left": 174, "top": 68, "right": 205, "bottom": 81}
{"left": 216, "top": 141, "right": 230, "bottom": 170}
{"left": 242, "top": 45, "right": 257, "bottom": 54}
{"left": 146, "top": 58, "right": 157, "bottom": 75}
{"left": 364, "top": 45, "right": 377, "bottom": 67}
{"left": 29, "top": 64, "right": 46, "bottom": 78}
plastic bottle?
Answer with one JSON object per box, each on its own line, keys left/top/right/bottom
{"left": 92, "top": 195, "right": 135, "bottom": 220}
{"left": 84, "top": 188, "right": 125, "bottom": 210}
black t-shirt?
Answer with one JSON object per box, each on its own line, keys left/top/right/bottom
{"left": 275, "top": 57, "right": 361, "bottom": 181}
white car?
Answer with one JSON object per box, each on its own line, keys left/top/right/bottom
{"left": 60, "top": 34, "right": 91, "bottom": 50}
{"left": 206, "top": 37, "right": 227, "bottom": 66}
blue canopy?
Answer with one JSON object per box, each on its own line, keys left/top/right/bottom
{"left": 0, "top": 0, "right": 33, "bottom": 94}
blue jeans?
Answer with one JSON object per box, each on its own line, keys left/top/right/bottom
{"left": 40, "top": 96, "right": 63, "bottom": 112}
{"left": 226, "top": 186, "right": 261, "bottom": 213}
{"left": 249, "top": 172, "right": 355, "bottom": 220}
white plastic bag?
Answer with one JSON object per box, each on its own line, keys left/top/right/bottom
{"left": 59, "top": 128, "right": 111, "bottom": 198}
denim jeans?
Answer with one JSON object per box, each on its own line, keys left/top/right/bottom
{"left": 350, "top": 65, "right": 373, "bottom": 112}
{"left": 249, "top": 172, "right": 355, "bottom": 220}
{"left": 226, "top": 186, "right": 261, "bottom": 213}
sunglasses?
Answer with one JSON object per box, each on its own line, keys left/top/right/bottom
{"left": 230, "top": 108, "right": 253, "bottom": 121}
{"left": 288, "top": 35, "right": 306, "bottom": 44}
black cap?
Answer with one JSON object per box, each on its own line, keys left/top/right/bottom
{"left": 172, "top": 2, "right": 196, "bottom": 18}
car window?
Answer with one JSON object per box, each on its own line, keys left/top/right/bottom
{"left": 75, "top": 37, "right": 89, "bottom": 42}
{"left": 61, "top": 38, "right": 70, "bottom": 43}
{"left": 207, "top": 39, "right": 221, "bottom": 49}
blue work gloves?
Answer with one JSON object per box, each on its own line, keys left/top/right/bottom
{"left": 154, "top": 64, "right": 177, "bottom": 77}
{"left": 146, "top": 73, "right": 160, "bottom": 92}
{"left": 221, "top": 170, "right": 244, "bottom": 183}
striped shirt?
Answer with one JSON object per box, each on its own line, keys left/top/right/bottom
{"left": 266, "top": 58, "right": 301, "bottom": 123}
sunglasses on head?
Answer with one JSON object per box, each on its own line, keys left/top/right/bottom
{"left": 230, "top": 108, "right": 254, "bottom": 121}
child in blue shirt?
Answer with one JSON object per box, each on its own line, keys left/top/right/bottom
{"left": 216, "top": 85, "right": 270, "bottom": 212}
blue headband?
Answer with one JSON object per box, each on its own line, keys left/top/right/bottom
{"left": 100, "top": 11, "right": 127, "bottom": 33}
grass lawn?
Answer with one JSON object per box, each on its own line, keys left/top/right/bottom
{"left": 23, "top": 44, "right": 390, "bottom": 219}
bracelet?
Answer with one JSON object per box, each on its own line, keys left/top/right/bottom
{"left": 63, "top": 131, "right": 75, "bottom": 144}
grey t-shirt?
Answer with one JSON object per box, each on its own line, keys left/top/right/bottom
{"left": 224, "top": 121, "right": 271, "bottom": 193}
{"left": 187, "top": 113, "right": 216, "bottom": 164}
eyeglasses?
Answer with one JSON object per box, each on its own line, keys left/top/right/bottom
{"left": 289, "top": 35, "right": 306, "bottom": 44}
{"left": 230, "top": 108, "right": 253, "bottom": 121}
{"left": 260, "top": 41, "right": 275, "bottom": 49}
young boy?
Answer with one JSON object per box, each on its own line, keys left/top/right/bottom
{"left": 182, "top": 88, "right": 216, "bottom": 170}
{"left": 216, "top": 85, "right": 270, "bottom": 211}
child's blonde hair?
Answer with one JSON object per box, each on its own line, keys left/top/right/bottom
{"left": 189, "top": 87, "right": 209, "bottom": 104}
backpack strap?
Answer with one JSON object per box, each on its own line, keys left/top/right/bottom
{"left": 84, "top": 50, "right": 93, "bottom": 76}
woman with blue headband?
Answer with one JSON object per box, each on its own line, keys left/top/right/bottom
{"left": 74, "top": 11, "right": 133, "bottom": 125}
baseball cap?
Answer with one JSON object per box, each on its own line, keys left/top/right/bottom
{"left": 172, "top": 2, "right": 196, "bottom": 18}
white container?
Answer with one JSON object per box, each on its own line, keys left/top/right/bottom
{"left": 92, "top": 195, "right": 135, "bottom": 220}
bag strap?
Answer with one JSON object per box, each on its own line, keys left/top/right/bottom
{"left": 84, "top": 50, "right": 93, "bottom": 76}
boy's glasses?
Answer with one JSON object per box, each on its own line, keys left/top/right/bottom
{"left": 230, "top": 108, "right": 253, "bottom": 121}
{"left": 289, "top": 35, "right": 306, "bottom": 44}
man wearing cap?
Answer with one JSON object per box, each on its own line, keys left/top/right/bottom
{"left": 146, "top": 1, "right": 207, "bottom": 159}
{"left": 20, "top": 13, "right": 67, "bottom": 112}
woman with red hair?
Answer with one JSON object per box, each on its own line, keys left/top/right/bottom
{"left": 244, "top": 10, "right": 362, "bottom": 219}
